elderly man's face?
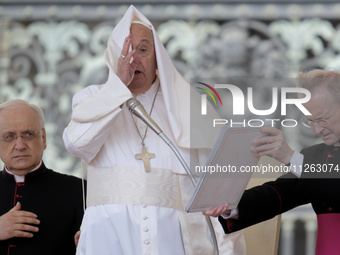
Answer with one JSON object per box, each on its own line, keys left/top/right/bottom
{"left": 0, "top": 105, "right": 46, "bottom": 175}
{"left": 129, "top": 24, "right": 157, "bottom": 94}
{"left": 304, "top": 86, "right": 340, "bottom": 146}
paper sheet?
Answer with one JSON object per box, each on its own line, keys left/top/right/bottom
{"left": 186, "top": 125, "right": 267, "bottom": 213}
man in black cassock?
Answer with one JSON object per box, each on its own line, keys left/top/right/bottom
{"left": 204, "top": 69, "right": 340, "bottom": 255}
{"left": 0, "top": 99, "right": 84, "bottom": 255}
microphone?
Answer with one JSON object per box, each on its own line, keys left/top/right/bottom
{"left": 126, "top": 98, "right": 162, "bottom": 135}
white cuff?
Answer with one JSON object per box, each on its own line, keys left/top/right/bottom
{"left": 288, "top": 151, "right": 304, "bottom": 178}
{"left": 221, "top": 208, "right": 239, "bottom": 220}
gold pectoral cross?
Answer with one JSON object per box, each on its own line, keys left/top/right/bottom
{"left": 135, "top": 146, "right": 156, "bottom": 172}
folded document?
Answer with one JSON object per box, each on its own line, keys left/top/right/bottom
{"left": 186, "top": 125, "right": 267, "bottom": 213}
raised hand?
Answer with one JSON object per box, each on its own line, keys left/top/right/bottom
{"left": 117, "top": 34, "right": 142, "bottom": 86}
{"left": 252, "top": 126, "right": 294, "bottom": 165}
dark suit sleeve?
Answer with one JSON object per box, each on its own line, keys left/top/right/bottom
{"left": 219, "top": 172, "right": 313, "bottom": 233}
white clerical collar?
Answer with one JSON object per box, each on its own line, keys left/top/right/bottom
{"left": 5, "top": 160, "right": 42, "bottom": 183}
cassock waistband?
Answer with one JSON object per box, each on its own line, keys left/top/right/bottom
{"left": 315, "top": 213, "right": 340, "bottom": 255}
{"left": 86, "top": 165, "right": 184, "bottom": 210}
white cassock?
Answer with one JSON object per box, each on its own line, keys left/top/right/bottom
{"left": 63, "top": 5, "right": 246, "bottom": 255}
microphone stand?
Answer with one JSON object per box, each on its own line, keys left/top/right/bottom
{"left": 127, "top": 99, "right": 219, "bottom": 255}
{"left": 158, "top": 133, "right": 219, "bottom": 255}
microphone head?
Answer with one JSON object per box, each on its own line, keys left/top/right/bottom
{"left": 126, "top": 97, "right": 162, "bottom": 135}
{"left": 126, "top": 98, "right": 141, "bottom": 112}
{"left": 126, "top": 98, "right": 149, "bottom": 121}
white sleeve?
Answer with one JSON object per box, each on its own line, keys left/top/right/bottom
{"left": 63, "top": 76, "right": 132, "bottom": 164}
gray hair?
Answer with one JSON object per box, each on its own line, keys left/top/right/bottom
{"left": 0, "top": 99, "right": 45, "bottom": 128}
{"left": 297, "top": 69, "right": 340, "bottom": 101}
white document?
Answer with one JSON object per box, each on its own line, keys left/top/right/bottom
{"left": 185, "top": 125, "right": 267, "bottom": 213}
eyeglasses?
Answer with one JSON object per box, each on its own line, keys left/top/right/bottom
{"left": 303, "top": 118, "right": 331, "bottom": 128}
{"left": 303, "top": 108, "right": 338, "bottom": 128}
{"left": 0, "top": 130, "right": 42, "bottom": 143}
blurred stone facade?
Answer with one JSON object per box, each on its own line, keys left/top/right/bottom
{"left": 1, "top": 1, "right": 340, "bottom": 254}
